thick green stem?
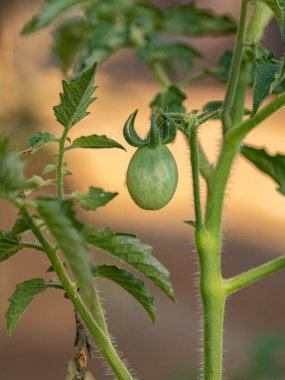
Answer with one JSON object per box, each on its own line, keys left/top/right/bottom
{"left": 196, "top": 230, "right": 226, "bottom": 380}
{"left": 222, "top": 0, "right": 248, "bottom": 133}
{"left": 225, "top": 255, "right": 285, "bottom": 295}
{"left": 21, "top": 208, "right": 134, "bottom": 380}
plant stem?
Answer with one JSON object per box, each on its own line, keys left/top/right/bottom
{"left": 21, "top": 208, "right": 134, "bottom": 380}
{"left": 189, "top": 122, "right": 203, "bottom": 229}
{"left": 228, "top": 91, "right": 285, "bottom": 142}
{"left": 149, "top": 62, "right": 171, "bottom": 87}
{"left": 178, "top": 69, "right": 207, "bottom": 88}
{"left": 222, "top": 0, "right": 248, "bottom": 133}
{"left": 56, "top": 128, "right": 69, "bottom": 199}
{"left": 225, "top": 255, "right": 285, "bottom": 295}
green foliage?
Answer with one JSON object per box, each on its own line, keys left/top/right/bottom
{"left": 0, "top": 230, "right": 23, "bottom": 262}
{"left": 93, "top": 264, "right": 156, "bottom": 323}
{"left": 242, "top": 145, "right": 285, "bottom": 194}
{"left": 66, "top": 134, "right": 125, "bottom": 151}
{"left": 36, "top": 199, "right": 96, "bottom": 307}
{"left": 11, "top": 217, "right": 29, "bottom": 236}
{"left": 82, "top": 225, "right": 175, "bottom": 300}
{"left": 22, "top": 0, "right": 87, "bottom": 34}
{"left": 0, "top": 136, "right": 24, "bottom": 193}
{"left": 52, "top": 17, "right": 87, "bottom": 73}
{"left": 6, "top": 278, "right": 60, "bottom": 335}
{"left": 28, "top": 132, "right": 58, "bottom": 153}
{"left": 23, "top": 175, "right": 55, "bottom": 195}
{"left": 162, "top": 4, "right": 236, "bottom": 36}
{"left": 207, "top": 50, "right": 233, "bottom": 82}
{"left": 203, "top": 101, "right": 223, "bottom": 115}
{"left": 259, "top": 0, "right": 285, "bottom": 38}
{"left": 53, "top": 64, "right": 97, "bottom": 129}
{"left": 70, "top": 186, "right": 118, "bottom": 211}
{"left": 150, "top": 85, "right": 186, "bottom": 113}
{"left": 252, "top": 53, "right": 280, "bottom": 115}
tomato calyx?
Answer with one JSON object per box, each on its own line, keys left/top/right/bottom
{"left": 123, "top": 108, "right": 177, "bottom": 148}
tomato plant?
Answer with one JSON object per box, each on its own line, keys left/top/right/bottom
{"left": 1, "top": 1, "right": 285, "bottom": 380}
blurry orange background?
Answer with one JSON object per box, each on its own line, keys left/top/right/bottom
{"left": 1, "top": 1, "right": 285, "bottom": 379}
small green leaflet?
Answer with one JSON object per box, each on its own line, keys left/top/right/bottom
{"left": 19, "top": 132, "right": 58, "bottom": 158}
{"left": 22, "top": 0, "right": 88, "bottom": 34}
{"left": 70, "top": 187, "right": 118, "bottom": 211}
{"left": 42, "top": 162, "right": 71, "bottom": 177}
{"left": 150, "top": 85, "right": 186, "bottom": 113}
{"left": 184, "top": 220, "right": 196, "bottom": 228}
{"left": 6, "top": 278, "right": 61, "bottom": 336}
{"left": 23, "top": 175, "right": 55, "bottom": 195}
{"left": 270, "top": 53, "right": 285, "bottom": 92}
{"left": 0, "top": 136, "right": 24, "bottom": 193}
{"left": 0, "top": 231, "right": 23, "bottom": 262}
{"left": 52, "top": 17, "right": 87, "bottom": 73}
{"left": 252, "top": 53, "right": 280, "bottom": 116}
{"left": 82, "top": 226, "right": 175, "bottom": 300}
{"left": 202, "top": 101, "right": 223, "bottom": 116}
{"left": 11, "top": 217, "right": 29, "bottom": 236}
{"left": 37, "top": 199, "right": 95, "bottom": 307}
{"left": 66, "top": 135, "right": 125, "bottom": 151}
{"left": 242, "top": 145, "right": 285, "bottom": 195}
{"left": 53, "top": 63, "right": 97, "bottom": 129}
{"left": 93, "top": 265, "right": 156, "bottom": 323}
{"left": 162, "top": 3, "right": 236, "bottom": 36}
{"left": 207, "top": 50, "right": 233, "bottom": 82}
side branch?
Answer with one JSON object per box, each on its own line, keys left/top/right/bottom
{"left": 225, "top": 255, "right": 285, "bottom": 295}
{"left": 227, "top": 92, "right": 285, "bottom": 143}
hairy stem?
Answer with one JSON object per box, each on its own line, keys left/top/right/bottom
{"left": 56, "top": 128, "right": 69, "bottom": 199}
{"left": 225, "top": 255, "right": 285, "bottom": 295}
{"left": 222, "top": 0, "right": 248, "bottom": 133}
{"left": 21, "top": 208, "right": 134, "bottom": 380}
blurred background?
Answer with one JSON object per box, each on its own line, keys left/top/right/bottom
{"left": 1, "top": 0, "right": 285, "bottom": 379}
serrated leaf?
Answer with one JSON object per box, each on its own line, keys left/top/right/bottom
{"left": 66, "top": 135, "right": 125, "bottom": 151}
{"left": 6, "top": 278, "right": 60, "bottom": 335}
{"left": 207, "top": 50, "right": 233, "bottom": 82}
{"left": 150, "top": 85, "right": 186, "bottom": 113}
{"left": 138, "top": 41, "right": 202, "bottom": 72}
{"left": 22, "top": 0, "right": 88, "bottom": 34}
{"left": 162, "top": 4, "right": 236, "bottom": 36}
{"left": 93, "top": 265, "right": 156, "bottom": 323}
{"left": 0, "top": 231, "right": 23, "bottom": 262}
{"left": 0, "top": 136, "right": 24, "bottom": 193}
{"left": 53, "top": 64, "right": 97, "bottom": 129}
{"left": 242, "top": 145, "right": 285, "bottom": 195}
{"left": 29, "top": 132, "right": 57, "bottom": 151}
{"left": 82, "top": 226, "right": 175, "bottom": 300}
{"left": 53, "top": 17, "right": 88, "bottom": 73}
{"left": 252, "top": 53, "right": 280, "bottom": 116}
{"left": 23, "top": 175, "right": 55, "bottom": 195}
{"left": 270, "top": 53, "right": 285, "bottom": 92}
{"left": 70, "top": 187, "right": 118, "bottom": 211}
{"left": 11, "top": 217, "right": 29, "bottom": 236}
{"left": 37, "top": 199, "right": 95, "bottom": 306}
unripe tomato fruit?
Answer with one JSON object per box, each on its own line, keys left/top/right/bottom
{"left": 127, "top": 145, "right": 178, "bottom": 210}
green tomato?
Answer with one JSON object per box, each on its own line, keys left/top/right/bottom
{"left": 127, "top": 144, "right": 178, "bottom": 210}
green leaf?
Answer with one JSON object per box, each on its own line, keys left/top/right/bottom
{"left": 22, "top": 0, "right": 88, "bottom": 34}
{"left": 0, "top": 231, "right": 23, "bottom": 262}
{"left": 242, "top": 145, "right": 285, "bottom": 194}
{"left": 162, "top": 4, "right": 236, "bottom": 36}
{"left": 70, "top": 187, "right": 118, "bottom": 211}
{"left": 11, "top": 217, "right": 29, "bottom": 236}
{"left": 37, "top": 199, "right": 95, "bottom": 306}
{"left": 207, "top": 50, "right": 233, "bottom": 82}
{"left": 93, "top": 264, "right": 156, "bottom": 323}
{"left": 28, "top": 132, "right": 57, "bottom": 152}
{"left": 138, "top": 41, "right": 202, "bottom": 71}
{"left": 82, "top": 226, "right": 175, "bottom": 300}
{"left": 183, "top": 220, "right": 196, "bottom": 228}
{"left": 150, "top": 85, "right": 186, "bottom": 113}
{"left": 23, "top": 175, "right": 55, "bottom": 195}
{"left": 67, "top": 135, "right": 125, "bottom": 151}
{"left": 252, "top": 53, "right": 280, "bottom": 115}
{"left": 270, "top": 53, "right": 285, "bottom": 92}
{"left": 202, "top": 101, "right": 223, "bottom": 116}
{"left": 6, "top": 278, "right": 59, "bottom": 335}
{"left": 0, "top": 136, "right": 24, "bottom": 193}
{"left": 52, "top": 17, "right": 87, "bottom": 73}
{"left": 53, "top": 63, "right": 97, "bottom": 129}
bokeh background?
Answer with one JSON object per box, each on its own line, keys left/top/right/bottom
{"left": 1, "top": 1, "right": 285, "bottom": 379}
